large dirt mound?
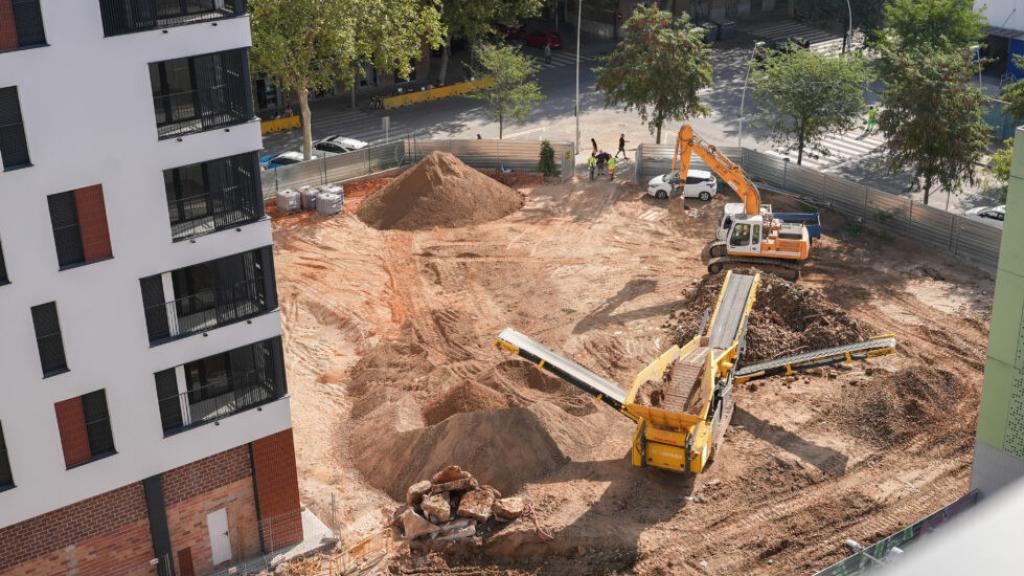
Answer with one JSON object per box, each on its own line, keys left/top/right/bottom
{"left": 356, "top": 151, "right": 523, "bottom": 230}
{"left": 666, "top": 273, "right": 865, "bottom": 361}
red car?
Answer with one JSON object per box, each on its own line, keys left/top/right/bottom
{"left": 524, "top": 31, "right": 562, "bottom": 49}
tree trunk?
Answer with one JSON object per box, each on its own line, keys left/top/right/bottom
{"left": 797, "top": 130, "right": 805, "bottom": 165}
{"left": 499, "top": 110, "right": 504, "bottom": 139}
{"left": 439, "top": 34, "right": 451, "bottom": 86}
{"left": 923, "top": 174, "right": 933, "bottom": 205}
{"left": 351, "top": 76, "right": 357, "bottom": 109}
{"left": 298, "top": 87, "right": 313, "bottom": 160}
{"left": 656, "top": 119, "right": 663, "bottom": 144}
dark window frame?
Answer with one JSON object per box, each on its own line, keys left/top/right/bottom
{"left": 99, "top": 0, "right": 247, "bottom": 37}
{"left": 150, "top": 48, "right": 254, "bottom": 140}
{"left": 0, "top": 85, "right": 31, "bottom": 170}
{"left": 31, "top": 301, "right": 68, "bottom": 378}
{"left": 0, "top": 0, "right": 48, "bottom": 54}
{"left": 81, "top": 390, "right": 116, "bottom": 459}
{"left": 0, "top": 421, "right": 13, "bottom": 491}
{"left": 0, "top": 236, "right": 8, "bottom": 285}
{"left": 164, "top": 151, "right": 264, "bottom": 241}
{"left": 47, "top": 191, "right": 85, "bottom": 269}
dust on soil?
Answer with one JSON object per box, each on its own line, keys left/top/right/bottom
{"left": 274, "top": 175, "right": 991, "bottom": 575}
{"left": 356, "top": 151, "right": 523, "bottom": 230}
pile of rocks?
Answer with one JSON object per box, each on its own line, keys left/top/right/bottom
{"left": 395, "top": 465, "right": 525, "bottom": 546}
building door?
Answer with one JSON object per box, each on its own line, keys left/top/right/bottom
{"left": 206, "top": 508, "right": 232, "bottom": 566}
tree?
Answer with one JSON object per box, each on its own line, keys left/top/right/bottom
{"left": 539, "top": 140, "right": 558, "bottom": 176}
{"left": 250, "top": 0, "right": 443, "bottom": 159}
{"left": 794, "top": 0, "right": 888, "bottom": 39}
{"left": 1001, "top": 55, "right": 1024, "bottom": 122}
{"left": 436, "top": 0, "right": 542, "bottom": 86}
{"left": 991, "top": 137, "right": 1013, "bottom": 202}
{"left": 595, "top": 6, "right": 711, "bottom": 144}
{"left": 878, "top": 45, "right": 990, "bottom": 205}
{"left": 752, "top": 49, "right": 873, "bottom": 165}
{"left": 470, "top": 43, "right": 543, "bottom": 139}
{"left": 880, "top": 0, "right": 983, "bottom": 50}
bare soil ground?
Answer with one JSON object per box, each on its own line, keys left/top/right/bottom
{"left": 272, "top": 175, "right": 992, "bottom": 575}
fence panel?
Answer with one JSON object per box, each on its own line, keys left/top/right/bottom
{"left": 323, "top": 148, "right": 371, "bottom": 184}
{"left": 955, "top": 218, "right": 1003, "bottom": 269}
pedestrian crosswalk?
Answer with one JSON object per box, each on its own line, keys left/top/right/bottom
{"left": 530, "top": 51, "right": 593, "bottom": 71}
{"left": 760, "top": 129, "right": 886, "bottom": 172}
{"left": 747, "top": 20, "right": 865, "bottom": 57}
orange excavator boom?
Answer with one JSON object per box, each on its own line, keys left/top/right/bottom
{"left": 673, "top": 125, "right": 762, "bottom": 217}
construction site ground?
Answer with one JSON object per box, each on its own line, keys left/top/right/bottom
{"left": 272, "top": 174, "right": 993, "bottom": 575}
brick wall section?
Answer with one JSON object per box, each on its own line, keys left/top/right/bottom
{"left": 54, "top": 397, "right": 91, "bottom": 468}
{"left": 250, "top": 429, "right": 303, "bottom": 551}
{"left": 1, "top": 519, "right": 158, "bottom": 576}
{"left": 0, "top": 1, "right": 17, "bottom": 50}
{"left": 0, "top": 483, "right": 149, "bottom": 572}
{"left": 162, "top": 444, "right": 251, "bottom": 506}
{"left": 165, "top": 477, "right": 261, "bottom": 576}
{"left": 73, "top": 185, "right": 113, "bottom": 263}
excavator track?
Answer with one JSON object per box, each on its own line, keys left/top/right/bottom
{"left": 707, "top": 255, "right": 801, "bottom": 282}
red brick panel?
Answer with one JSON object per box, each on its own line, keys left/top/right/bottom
{"left": 162, "top": 444, "right": 251, "bottom": 506}
{"left": 73, "top": 185, "right": 113, "bottom": 263}
{"left": 251, "top": 429, "right": 303, "bottom": 551}
{"left": 54, "top": 397, "right": 91, "bottom": 468}
{"left": 0, "top": 483, "right": 149, "bottom": 572}
{"left": 0, "top": 518, "right": 157, "bottom": 576}
{"left": 166, "top": 477, "right": 261, "bottom": 576}
{"left": 0, "top": 1, "right": 17, "bottom": 51}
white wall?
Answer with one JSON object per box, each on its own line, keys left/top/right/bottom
{"left": 0, "top": 1, "right": 289, "bottom": 527}
{"left": 976, "top": 0, "right": 1024, "bottom": 30}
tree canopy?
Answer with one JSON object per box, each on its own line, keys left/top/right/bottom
{"left": 470, "top": 43, "right": 543, "bottom": 139}
{"left": 880, "top": 0, "right": 983, "bottom": 50}
{"left": 878, "top": 45, "right": 990, "bottom": 205}
{"left": 752, "top": 48, "right": 873, "bottom": 165}
{"left": 436, "top": 0, "right": 542, "bottom": 85}
{"left": 250, "top": 0, "right": 444, "bottom": 158}
{"left": 595, "top": 6, "right": 711, "bottom": 144}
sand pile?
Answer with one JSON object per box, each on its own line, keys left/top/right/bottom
{"left": 666, "top": 273, "right": 865, "bottom": 361}
{"left": 357, "top": 151, "right": 523, "bottom": 230}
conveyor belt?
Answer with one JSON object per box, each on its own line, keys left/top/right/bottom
{"left": 495, "top": 328, "right": 628, "bottom": 410}
{"left": 735, "top": 337, "right": 897, "bottom": 382}
{"left": 708, "top": 273, "right": 757, "bottom": 350}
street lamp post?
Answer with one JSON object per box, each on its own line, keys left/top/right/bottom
{"left": 575, "top": 0, "right": 582, "bottom": 155}
{"left": 738, "top": 41, "right": 765, "bottom": 152}
{"left": 843, "top": 0, "right": 853, "bottom": 54}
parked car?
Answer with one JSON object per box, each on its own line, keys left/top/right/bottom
{"left": 524, "top": 31, "right": 562, "bottom": 49}
{"left": 964, "top": 205, "right": 1005, "bottom": 228}
{"left": 754, "top": 36, "right": 811, "bottom": 64}
{"left": 314, "top": 135, "right": 369, "bottom": 155}
{"left": 647, "top": 169, "right": 717, "bottom": 200}
{"left": 260, "top": 151, "right": 305, "bottom": 170}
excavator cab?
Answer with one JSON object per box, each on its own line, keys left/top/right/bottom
{"left": 726, "top": 217, "right": 764, "bottom": 256}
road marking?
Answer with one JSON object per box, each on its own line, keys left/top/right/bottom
{"left": 504, "top": 126, "right": 547, "bottom": 138}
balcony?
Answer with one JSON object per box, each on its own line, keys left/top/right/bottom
{"left": 165, "top": 151, "right": 264, "bottom": 241}
{"left": 140, "top": 246, "right": 277, "bottom": 344}
{"left": 150, "top": 48, "right": 253, "bottom": 140}
{"left": 155, "top": 337, "right": 286, "bottom": 435}
{"left": 99, "top": 0, "right": 246, "bottom": 37}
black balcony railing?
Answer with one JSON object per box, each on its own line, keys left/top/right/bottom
{"left": 99, "top": 0, "right": 246, "bottom": 37}
{"left": 165, "top": 152, "right": 263, "bottom": 241}
{"left": 151, "top": 49, "right": 253, "bottom": 139}
{"left": 157, "top": 368, "right": 283, "bottom": 434}
{"left": 144, "top": 278, "right": 266, "bottom": 343}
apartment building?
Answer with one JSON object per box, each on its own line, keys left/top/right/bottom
{"left": 0, "top": 1, "right": 302, "bottom": 575}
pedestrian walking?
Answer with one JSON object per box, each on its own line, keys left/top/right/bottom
{"left": 591, "top": 137, "right": 598, "bottom": 156}
{"left": 608, "top": 156, "right": 616, "bottom": 181}
{"left": 864, "top": 106, "right": 878, "bottom": 134}
{"left": 588, "top": 154, "right": 597, "bottom": 180}
{"left": 615, "top": 133, "right": 628, "bottom": 160}
{"left": 597, "top": 151, "right": 610, "bottom": 176}
{"left": 544, "top": 41, "right": 552, "bottom": 64}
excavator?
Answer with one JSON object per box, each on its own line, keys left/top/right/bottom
{"left": 673, "top": 124, "right": 812, "bottom": 281}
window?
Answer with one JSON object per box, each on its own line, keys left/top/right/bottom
{"left": 164, "top": 151, "right": 263, "bottom": 241}
{"left": 55, "top": 390, "right": 115, "bottom": 468}
{"left": 752, "top": 224, "right": 762, "bottom": 245}
{"left": 150, "top": 48, "right": 253, "bottom": 139}
{"left": 0, "top": 236, "right": 8, "bottom": 284}
{"left": 685, "top": 176, "right": 702, "bottom": 185}
{"left": 99, "top": 0, "right": 246, "bottom": 37}
{"left": 730, "top": 223, "right": 751, "bottom": 247}
{"left": 47, "top": 186, "right": 113, "bottom": 269}
{"left": 31, "top": 302, "right": 67, "bottom": 377}
{"left": 0, "top": 86, "right": 30, "bottom": 169}
{"left": 0, "top": 0, "right": 46, "bottom": 52}
{"left": 0, "top": 421, "right": 12, "bottom": 491}
{"left": 155, "top": 337, "right": 286, "bottom": 434}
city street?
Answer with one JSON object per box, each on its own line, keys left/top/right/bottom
{"left": 262, "top": 23, "right": 1003, "bottom": 215}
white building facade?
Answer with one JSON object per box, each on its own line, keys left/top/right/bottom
{"left": 0, "top": 2, "right": 302, "bottom": 575}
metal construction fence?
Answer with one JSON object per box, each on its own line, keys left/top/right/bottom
{"left": 260, "top": 137, "right": 574, "bottom": 200}
{"left": 635, "top": 144, "right": 1003, "bottom": 271}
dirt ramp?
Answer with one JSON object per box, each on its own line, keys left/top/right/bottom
{"left": 350, "top": 405, "right": 571, "bottom": 500}
{"left": 356, "top": 151, "right": 523, "bottom": 230}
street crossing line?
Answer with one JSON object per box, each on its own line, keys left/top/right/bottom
{"left": 532, "top": 51, "right": 593, "bottom": 71}
{"left": 761, "top": 130, "right": 886, "bottom": 172}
